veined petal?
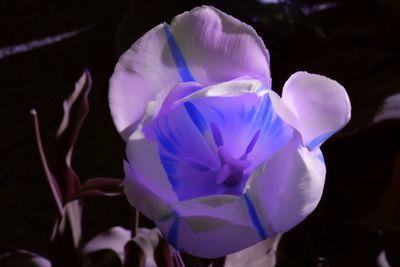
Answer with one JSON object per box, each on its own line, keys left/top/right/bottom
{"left": 169, "top": 6, "right": 271, "bottom": 88}
{"left": 110, "top": 6, "right": 272, "bottom": 140}
{"left": 143, "top": 103, "right": 220, "bottom": 201}
{"left": 124, "top": 129, "right": 178, "bottom": 220}
{"left": 282, "top": 71, "right": 351, "bottom": 149}
{"left": 180, "top": 81, "right": 293, "bottom": 171}
{"left": 109, "top": 24, "right": 182, "bottom": 140}
{"left": 156, "top": 195, "right": 263, "bottom": 258}
{"left": 245, "top": 135, "right": 326, "bottom": 233}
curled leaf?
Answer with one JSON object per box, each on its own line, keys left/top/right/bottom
{"left": 77, "top": 177, "right": 123, "bottom": 198}
{"left": 54, "top": 69, "right": 92, "bottom": 203}
{"left": 84, "top": 226, "right": 131, "bottom": 263}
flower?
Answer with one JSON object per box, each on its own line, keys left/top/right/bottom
{"left": 109, "top": 6, "right": 351, "bottom": 258}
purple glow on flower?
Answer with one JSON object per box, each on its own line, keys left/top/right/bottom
{"left": 110, "top": 6, "right": 351, "bottom": 258}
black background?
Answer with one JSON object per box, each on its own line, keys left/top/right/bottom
{"left": 1, "top": 0, "right": 400, "bottom": 264}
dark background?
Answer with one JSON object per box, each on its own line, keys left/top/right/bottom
{"left": 1, "top": 0, "right": 399, "bottom": 265}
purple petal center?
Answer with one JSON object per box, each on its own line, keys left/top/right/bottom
{"left": 211, "top": 123, "right": 260, "bottom": 186}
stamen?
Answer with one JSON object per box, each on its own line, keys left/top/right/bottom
{"left": 210, "top": 122, "right": 224, "bottom": 147}
{"left": 216, "top": 147, "right": 251, "bottom": 185}
{"left": 216, "top": 164, "right": 231, "bottom": 184}
{"left": 245, "top": 129, "right": 261, "bottom": 154}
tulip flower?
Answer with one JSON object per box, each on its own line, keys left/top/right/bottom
{"left": 109, "top": 5, "right": 351, "bottom": 258}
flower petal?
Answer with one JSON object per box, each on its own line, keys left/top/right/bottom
{"left": 170, "top": 6, "right": 271, "bottom": 88}
{"left": 110, "top": 6, "right": 272, "bottom": 140}
{"left": 246, "top": 135, "right": 326, "bottom": 233}
{"left": 282, "top": 71, "right": 351, "bottom": 149}
{"left": 178, "top": 81, "right": 294, "bottom": 171}
{"left": 124, "top": 129, "right": 178, "bottom": 220}
{"left": 143, "top": 100, "right": 220, "bottom": 201}
{"left": 109, "top": 24, "right": 182, "bottom": 140}
{"left": 156, "top": 195, "right": 263, "bottom": 258}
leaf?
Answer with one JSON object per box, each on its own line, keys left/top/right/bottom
{"left": 31, "top": 70, "right": 93, "bottom": 209}
{"left": 0, "top": 250, "right": 51, "bottom": 267}
{"left": 374, "top": 93, "right": 400, "bottom": 122}
{"left": 50, "top": 200, "right": 83, "bottom": 267}
{"left": 77, "top": 177, "right": 123, "bottom": 198}
{"left": 54, "top": 69, "right": 92, "bottom": 203}
{"left": 357, "top": 152, "right": 400, "bottom": 232}
{"left": 84, "top": 226, "right": 131, "bottom": 263}
{"left": 381, "top": 230, "right": 400, "bottom": 267}
{"left": 224, "top": 235, "right": 281, "bottom": 267}
{"left": 153, "top": 238, "right": 174, "bottom": 267}
{"left": 123, "top": 227, "right": 183, "bottom": 267}
{"left": 83, "top": 249, "right": 122, "bottom": 267}
{"left": 31, "top": 109, "right": 63, "bottom": 216}
{"left": 124, "top": 228, "right": 162, "bottom": 267}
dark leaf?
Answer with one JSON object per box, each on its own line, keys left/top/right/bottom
{"left": 124, "top": 240, "right": 146, "bottom": 267}
{"left": 154, "top": 237, "right": 174, "bottom": 267}
{"left": 54, "top": 70, "right": 92, "bottom": 203}
{"left": 31, "top": 109, "right": 63, "bottom": 216}
{"left": 84, "top": 226, "right": 131, "bottom": 263}
{"left": 124, "top": 228, "right": 164, "bottom": 267}
{"left": 84, "top": 249, "right": 122, "bottom": 267}
{"left": 0, "top": 250, "right": 50, "bottom": 267}
{"left": 381, "top": 230, "right": 400, "bottom": 267}
{"left": 50, "top": 200, "right": 83, "bottom": 267}
{"left": 78, "top": 177, "right": 123, "bottom": 198}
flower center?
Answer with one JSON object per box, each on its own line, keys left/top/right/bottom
{"left": 210, "top": 122, "right": 260, "bottom": 186}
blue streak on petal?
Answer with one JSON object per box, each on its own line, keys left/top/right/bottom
{"left": 315, "top": 149, "right": 325, "bottom": 162}
{"left": 260, "top": 97, "right": 273, "bottom": 129}
{"left": 184, "top": 102, "right": 208, "bottom": 133}
{"left": 163, "top": 24, "right": 194, "bottom": 82}
{"left": 245, "top": 129, "right": 261, "bottom": 154}
{"left": 245, "top": 106, "right": 256, "bottom": 122}
{"left": 156, "top": 124, "right": 179, "bottom": 155}
{"left": 210, "top": 122, "right": 224, "bottom": 147}
{"left": 160, "top": 153, "right": 178, "bottom": 189}
{"left": 253, "top": 96, "right": 271, "bottom": 127}
{"left": 164, "top": 117, "right": 180, "bottom": 146}
{"left": 244, "top": 193, "right": 267, "bottom": 239}
{"left": 168, "top": 217, "right": 180, "bottom": 249}
{"left": 307, "top": 130, "right": 336, "bottom": 150}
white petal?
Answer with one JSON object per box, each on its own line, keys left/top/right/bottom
{"left": 282, "top": 71, "right": 351, "bottom": 149}
{"left": 156, "top": 195, "right": 262, "bottom": 258}
{"left": 109, "top": 24, "right": 181, "bottom": 140}
{"left": 246, "top": 136, "right": 326, "bottom": 233}
{"left": 170, "top": 6, "right": 271, "bottom": 87}
{"left": 124, "top": 129, "right": 178, "bottom": 220}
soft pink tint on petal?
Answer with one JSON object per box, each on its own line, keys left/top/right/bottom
{"left": 124, "top": 130, "right": 178, "bottom": 220}
{"left": 246, "top": 135, "right": 326, "bottom": 233}
{"left": 282, "top": 71, "right": 351, "bottom": 148}
{"left": 157, "top": 195, "right": 261, "bottom": 258}
{"left": 109, "top": 24, "right": 181, "bottom": 140}
{"left": 170, "top": 6, "right": 271, "bottom": 88}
